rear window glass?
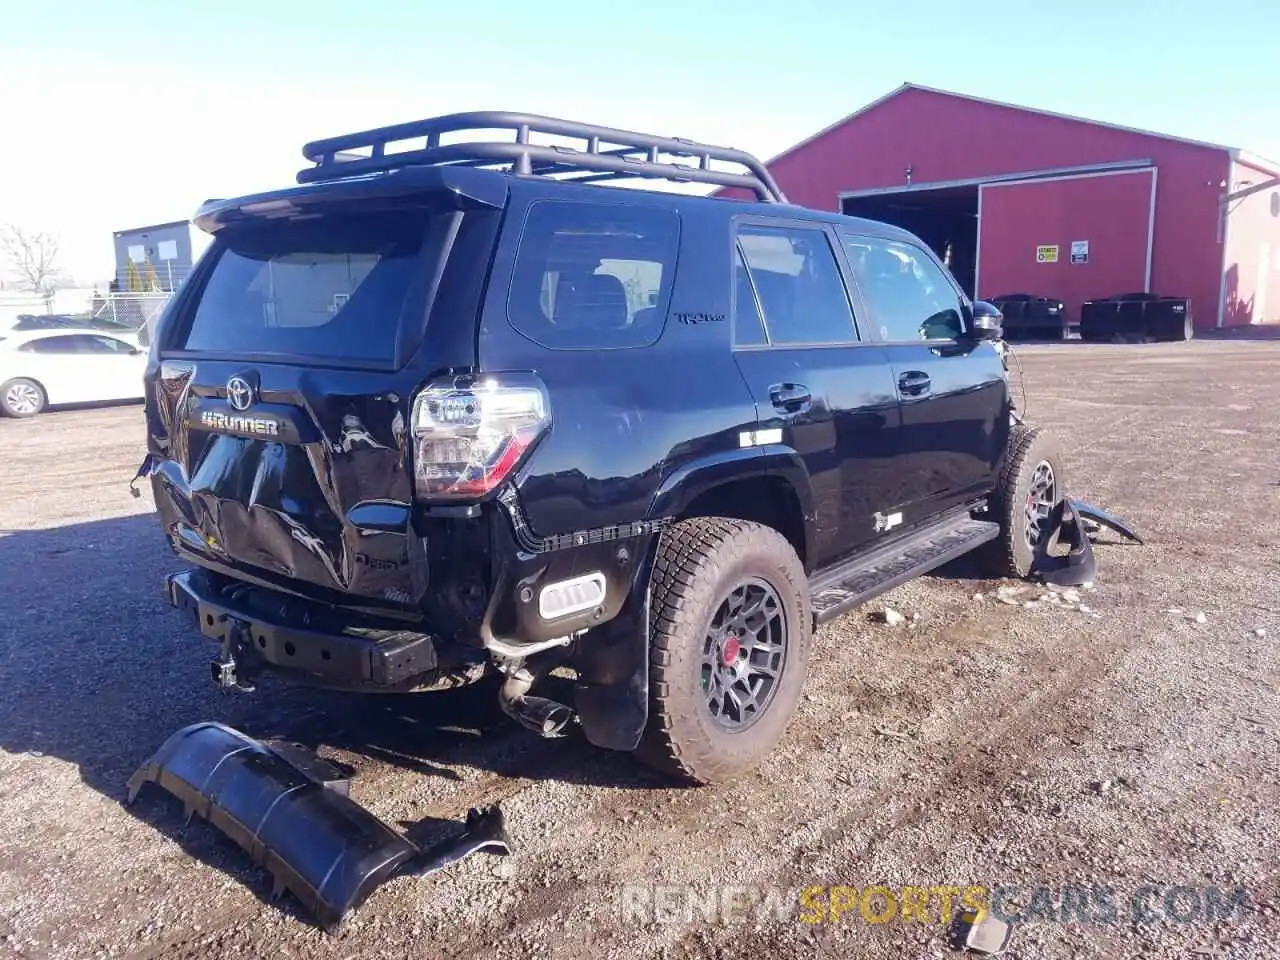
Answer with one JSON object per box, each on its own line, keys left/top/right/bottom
{"left": 181, "top": 211, "right": 429, "bottom": 364}
{"left": 507, "top": 200, "right": 679, "bottom": 350}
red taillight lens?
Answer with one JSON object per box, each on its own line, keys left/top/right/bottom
{"left": 410, "top": 374, "right": 550, "bottom": 500}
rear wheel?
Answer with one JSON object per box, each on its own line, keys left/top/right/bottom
{"left": 985, "top": 424, "right": 1067, "bottom": 579}
{"left": 0, "top": 379, "right": 45, "bottom": 418}
{"left": 637, "top": 517, "right": 810, "bottom": 784}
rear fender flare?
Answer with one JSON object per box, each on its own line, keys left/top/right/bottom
{"left": 757, "top": 444, "right": 816, "bottom": 556}
{"left": 649, "top": 445, "right": 814, "bottom": 562}
{"left": 575, "top": 447, "right": 814, "bottom": 752}
{"left": 648, "top": 446, "right": 813, "bottom": 526}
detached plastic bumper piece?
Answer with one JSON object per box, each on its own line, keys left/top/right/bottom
{"left": 1032, "top": 499, "right": 1097, "bottom": 587}
{"left": 126, "top": 722, "right": 510, "bottom": 932}
{"left": 1071, "top": 498, "right": 1143, "bottom": 544}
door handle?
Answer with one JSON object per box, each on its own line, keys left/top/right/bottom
{"left": 897, "top": 371, "right": 932, "bottom": 397}
{"left": 769, "top": 382, "right": 812, "bottom": 412}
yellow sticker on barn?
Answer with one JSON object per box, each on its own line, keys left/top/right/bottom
{"left": 1036, "top": 245, "right": 1060, "bottom": 263}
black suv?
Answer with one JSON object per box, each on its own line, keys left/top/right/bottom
{"left": 141, "top": 112, "right": 1063, "bottom": 784}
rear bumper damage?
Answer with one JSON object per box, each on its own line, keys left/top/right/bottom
{"left": 127, "top": 722, "right": 510, "bottom": 932}
{"left": 167, "top": 570, "right": 445, "bottom": 692}
{"left": 165, "top": 560, "right": 654, "bottom": 752}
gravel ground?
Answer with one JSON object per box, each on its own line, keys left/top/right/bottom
{"left": 0, "top": 339, "right": 1277, "bottom": 960}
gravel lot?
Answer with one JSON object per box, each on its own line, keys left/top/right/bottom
{"left": 0, "top": 339, "right": 1277, "bottom": 960}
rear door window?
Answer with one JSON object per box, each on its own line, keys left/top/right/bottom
{"left": 507, "top": 200, "right": 679, "bottom": 350}
{"left": 179, "top": 210, "right": 432, "bottom": 365}
{"left": 737, "top": 225, "right": 859, "bottom": 345}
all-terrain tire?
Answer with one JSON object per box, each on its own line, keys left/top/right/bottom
{"left": 985, "top": 423, "right": 1067, "bottom": 579}
{"left": 0, "top": 378, "right": 46, "bottom": 418}
{"left": 636, "top": 517, "right": 810, "bottom": 785}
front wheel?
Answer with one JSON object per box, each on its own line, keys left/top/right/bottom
{"left": 985, "top": 423, "right": 1067, "bottom": 579}
{"left": 1, "top": 378, "right": 46, "bottom": 418}
{"left": 637, "top": 517, "right": 810, "bottom": 784}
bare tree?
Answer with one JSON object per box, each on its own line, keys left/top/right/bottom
{"left": 1, "top": 225, "right": 62, "bottom": 298}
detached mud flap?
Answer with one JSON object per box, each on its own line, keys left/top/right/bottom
{"left": 1032, "top": 499, "right": 1096, "bottom": 587}
{"left": 126, "top": 722, "right": 510, "bottom": 932}
{"left": 1031, "top": 498, "right": 1143, "bottom": 586}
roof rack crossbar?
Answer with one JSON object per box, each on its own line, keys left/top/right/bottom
{"left": 297, "top": 111, "right": 786, "bottom": 202}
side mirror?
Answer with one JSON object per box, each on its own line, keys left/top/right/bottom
{"left": 970, "top": 300, "right": 1004, "bottom": 341}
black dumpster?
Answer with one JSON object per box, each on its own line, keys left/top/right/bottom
{"left": 1080, "top": 298, "right": 1118, "bottom": 342}
{"left": 1115, "top": 293, "right": 1152, "bottom": 341}
{"left": 990, "top": 294, "right": 1069, "bottom": 341}
{"left": 1145, "top": 297, "right": 1193, "bottom": 341}
{"left": 1079, "top": 293, "right": 1193, "bottom": 343}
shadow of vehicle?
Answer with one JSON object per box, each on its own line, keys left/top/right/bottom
{"left": 0, "top": 397, "right": 148, "bottom": 418}
{"left": 0, "top": 512, "right": 668, "bottom": 922}
{"left": 0, "top": 511, "right": 669, "bottom": 785}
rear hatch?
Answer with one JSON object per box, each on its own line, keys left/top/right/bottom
{"left": 146, "top": 189, "right": 497, "bottom": 613}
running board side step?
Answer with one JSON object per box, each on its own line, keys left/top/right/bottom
{"left": 808, "top": 516, "right": 1000, "bottom": 624}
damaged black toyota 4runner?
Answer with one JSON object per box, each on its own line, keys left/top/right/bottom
{"left": 139, "top": 112, "right": 1071, "bottom": 786}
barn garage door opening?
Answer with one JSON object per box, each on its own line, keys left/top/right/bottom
{"left": 841, "top": 185, "right": 979, "bottom": 297}
{"left": 975, "top": 167, "right": 1155, "bottom": 322}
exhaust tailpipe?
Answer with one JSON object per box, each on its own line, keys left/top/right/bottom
{"left": 498, "top": 659, "right": 574, "bottom": 738}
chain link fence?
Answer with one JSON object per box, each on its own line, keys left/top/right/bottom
{"left": 90, "top": 292, "right": 173, "bottom": 344}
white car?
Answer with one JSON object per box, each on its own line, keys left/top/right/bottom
{"left": 0, "top": 329, "right": 148, "bottom": 418}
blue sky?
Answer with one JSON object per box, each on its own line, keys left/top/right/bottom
{"left": 1, "top": 0, "right": 1275, "bottom": 282}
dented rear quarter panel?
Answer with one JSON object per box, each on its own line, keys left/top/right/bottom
{"left": 477, "top": 184, "right": 761, "bottom": 540}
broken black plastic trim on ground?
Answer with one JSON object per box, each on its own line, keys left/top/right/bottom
{"left": 1030, "top": 497, "right": 1143, "bottom": 587}
{"left": 1071, "top": 498, "right": 1144, "bottom": 544}
{"left": 1031, "top": 499, "right": 1097, "bottom": 587}
{"left": 408, "top": 806, "right": 512, "bottom": 877}
{"left": 126, "top": 722, "right": 511, "bottom": 932}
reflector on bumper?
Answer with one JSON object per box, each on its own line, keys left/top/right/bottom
{"left": 126, "top": 722, "right": 510, "bottom": 931}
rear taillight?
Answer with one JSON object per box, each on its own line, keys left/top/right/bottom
{"left": 411, "top": 373, "right": 550, "bottom": 501}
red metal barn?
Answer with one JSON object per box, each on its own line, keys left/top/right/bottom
{"left": 719, "top": 85, "right": 1280, "bottom": 330}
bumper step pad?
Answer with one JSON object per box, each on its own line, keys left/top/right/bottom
{"left": 126, "top": 722, "right": 510, "bottom": 932}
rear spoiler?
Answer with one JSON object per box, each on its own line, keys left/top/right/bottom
{"left": 193, "top": 165, "right": 508, "bottom": 234}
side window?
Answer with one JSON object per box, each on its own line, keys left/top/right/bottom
{"left": 64, "top": 335, "right": 108, "bottom": 354}
{"left": 19, "top": 335, "right": 81, "bottom": 354}
{"left": 844, "top": 237, "right": 966, "bottom": 342}
{"left": 88, "top": 335, "right": 136, "bottom": 354}
{"left": 732, "top": 245, "right": 768, "bottom": 346}
{"left": 507, "top": 200, "right": 679, "bottom": 350}
{"left": 737, "top": 226, "right": 857, "bottom": 346}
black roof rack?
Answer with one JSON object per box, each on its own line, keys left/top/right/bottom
{"left": 297, "top": 111, "right": 787, "bottom": 203}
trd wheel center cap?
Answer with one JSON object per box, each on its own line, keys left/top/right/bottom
{"left": 721, "top": 635, "right": 741, "bottom": 666}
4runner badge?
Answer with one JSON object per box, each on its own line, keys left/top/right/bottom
{"left": 199, "top": 409, "right": 281, "bottom": 437}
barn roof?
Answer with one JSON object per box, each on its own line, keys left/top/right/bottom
{"left": 765, "top": 83, "right": 1279, "bottom": 178}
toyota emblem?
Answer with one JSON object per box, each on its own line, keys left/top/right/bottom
{"left": 226, "top": 376, "right": 255, "bottom": 412}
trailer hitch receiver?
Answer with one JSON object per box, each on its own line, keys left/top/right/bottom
{"left": 126, "top": 722, "right": 511, "bottom": 932}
